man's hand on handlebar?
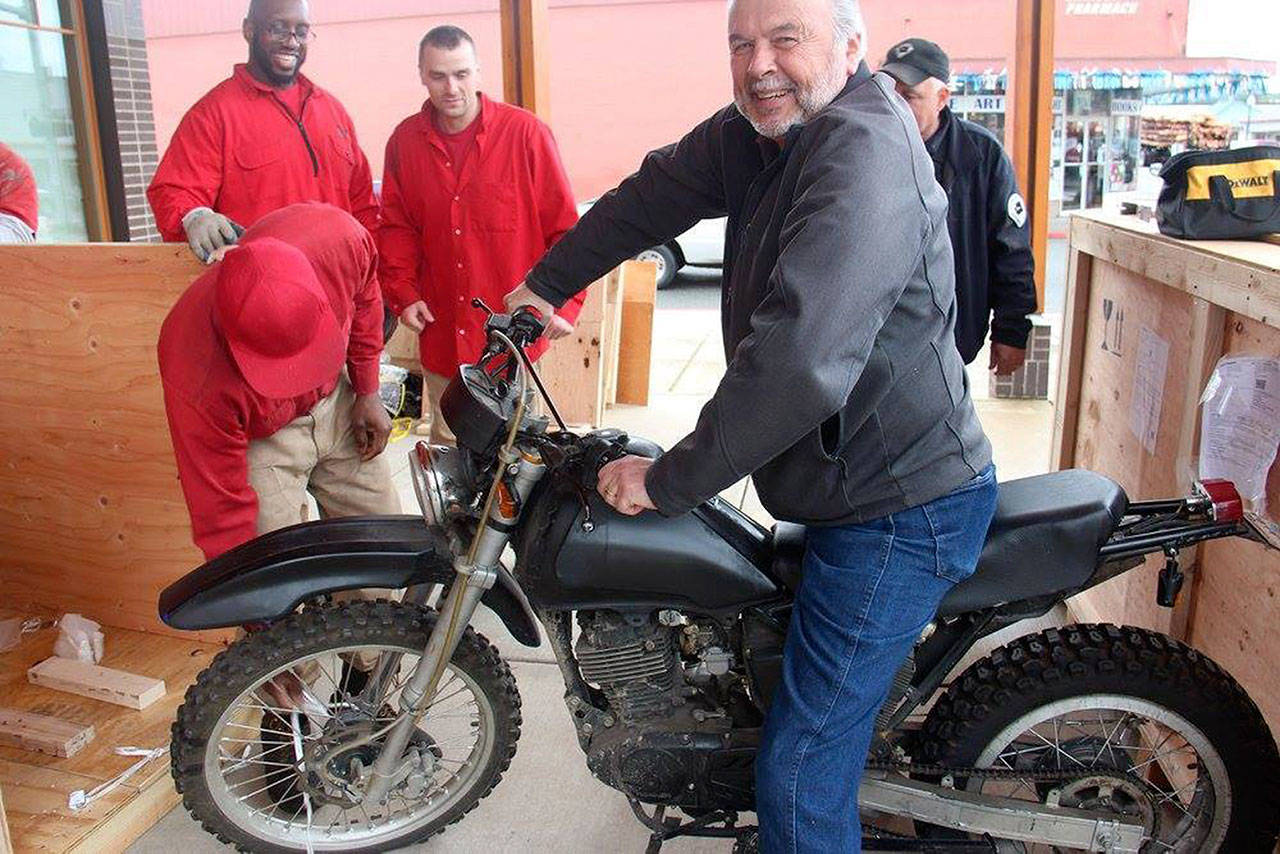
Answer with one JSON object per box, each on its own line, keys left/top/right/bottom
{"left": 597, "top": 456, "right": 657, "bottom": 516}
{"left": 505, "top": 282, "right": 557, "bottom": 324}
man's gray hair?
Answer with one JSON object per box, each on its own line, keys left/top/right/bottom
{"left": 831, "top": 0, "right": 867, "bottom": 52}
{"left": 726, "top": 0, "right": 867, "bottom": 59}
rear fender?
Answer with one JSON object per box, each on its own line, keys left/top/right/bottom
{"left": 157, "top": 515, "right": 541, "bottom": 646}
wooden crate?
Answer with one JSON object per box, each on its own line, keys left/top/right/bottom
{"left": 1053, "top": 212, "right": 1280, "bottom": 733}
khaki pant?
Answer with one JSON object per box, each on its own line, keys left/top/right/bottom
{"left": 422, "top": 370, "right": 456, "bottom": 445}
{"left": 244, "top": 373, "right": 401, "bottom": 676}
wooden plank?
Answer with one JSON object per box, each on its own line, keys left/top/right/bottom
{"left": 1051, "top": 247, "right": 1093, "bottom": 470}
{"left": 28, "top": 658, "right": 166, "bottom": 711}
{"left": 500, "top": 0, "right": 550, "bottom": 119}
{"left": 1009, "top": 0, "right": 1055, "bottom": 311}
{"left": 617, "top": 260, "right": 658, "bottom": 406}
{"left": 1070, "top": 213, "right": 1280, "bottom": 328}
{"left": 0, "top": 709, "right": 95, "bottom": 758}
{"left": 600, "top": 266, "right": 626, "bottom": 409}
{"left": 1167, "top": 298, "right": 1227, "bottom": 641}
{"left": 66, "top": 764, "right": 180, "bottom": 854}
{"left": 0, "top": 758, "right": 143, "bottom": 854}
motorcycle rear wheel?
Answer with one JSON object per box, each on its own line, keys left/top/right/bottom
{"left": 915, "top": 623, "right": 1280, "bottom": 852}
{"left": 171, "top": 600, "right": 521, "bottom": 853}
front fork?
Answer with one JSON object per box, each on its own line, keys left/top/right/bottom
{"left": 362, "top": 446, "right": 545, "bottom": 805}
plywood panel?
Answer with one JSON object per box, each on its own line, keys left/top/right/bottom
{"left": 1067, "top": 259, "right": 1200, "bottom": 636}
{"left": 536, "top": 268, "right": 622, "bottom": 428}
{"left": 0, "top": 245, "right": 206, "bottom": 639}
{"left": 1189, "top": 311, "right": 1280, "bottom": 736}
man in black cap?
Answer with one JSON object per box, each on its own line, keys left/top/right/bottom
{"left": 882, "top": 38, "right": 1037, "bottom": 375}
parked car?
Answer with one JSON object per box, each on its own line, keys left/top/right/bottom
{"left": 577, "top": 200, "right": 725, "bottom": 288}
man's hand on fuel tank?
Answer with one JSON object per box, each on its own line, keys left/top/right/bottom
{"left": 597, "top": 456, "right": 657, "bottom": 516}
{"left": 351, "top": 393, "right": 391, "bottom": 461}
{"left": 989, "top": 342, "right": 1027, "bottom": 376}
{"left": 182, "top": 207, "right": 242, "bottom": 264}
{"left": 504, "top": 281, "right": 558, "bottom": 325}
{"left": 546, "top": 315, "right": 575, "bottom": 340}
{"left": 400, "top": 301, "right": 435, "bottom": 333}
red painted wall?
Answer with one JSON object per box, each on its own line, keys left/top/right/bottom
{"left": 143, "top": 0, "right": 733, "bottom": 202}
{"left": 142, "top": 0, "right": 1258, "bottom": 202}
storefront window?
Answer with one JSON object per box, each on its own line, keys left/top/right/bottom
{"left": 0, "top": 2, "right": 95, "bottom": 241}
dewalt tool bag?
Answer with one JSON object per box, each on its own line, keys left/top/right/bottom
{"left": 1156, "top": 145, "right": 1280, "bottom": 239}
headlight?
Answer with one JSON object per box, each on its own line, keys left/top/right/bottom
{"left": 409, "top": 442, "right": 475, "bottom": 525}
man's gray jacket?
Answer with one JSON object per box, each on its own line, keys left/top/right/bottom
{"left": 526, "top": 63, "right": 992, "bottom": 525}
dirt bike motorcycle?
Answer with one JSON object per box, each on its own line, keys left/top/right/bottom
{"left": 160, "top": 303, "right": 1280, "bottom": 853}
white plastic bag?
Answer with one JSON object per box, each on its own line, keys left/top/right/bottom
{"left": 54, "top": 613, "right": 105, "bottom": 664}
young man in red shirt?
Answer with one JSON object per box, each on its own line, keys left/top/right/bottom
{"left": 147, "top": 0, "right": 378, "bottom": 263}
{"left": 0, "top": 142, "right": 37, "bottom": 243}
{"left": 378, "top": 25, "right": 584, "bottom": 442}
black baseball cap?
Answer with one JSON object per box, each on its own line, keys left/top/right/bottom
{"left": 880, "top": 38, "right": 951, "bottom": 86}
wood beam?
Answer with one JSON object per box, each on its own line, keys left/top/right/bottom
{"left": 1009, "top": 0, "right": 1055, "bottom": 312}
{"left": 500, "top": 0, "right": 551, "bottom": 119}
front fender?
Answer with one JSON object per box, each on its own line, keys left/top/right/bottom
{"left": 158, "top": 515, "right": 541, "bottom": 646}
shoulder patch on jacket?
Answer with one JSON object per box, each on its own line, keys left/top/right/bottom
{"left": 1007, "top": 193, "right": 1027, "bottom": 228}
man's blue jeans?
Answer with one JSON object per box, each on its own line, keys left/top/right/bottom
{"left": 756, "top": 465, "right": 999, "bottom": 853}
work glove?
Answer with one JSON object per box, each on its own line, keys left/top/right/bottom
{"left": 181, "top": 207, "right": 243, "bottom": 264}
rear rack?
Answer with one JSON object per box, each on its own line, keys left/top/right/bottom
{"left": 1098, "top": 496, "right": 1257, "bottom": 561}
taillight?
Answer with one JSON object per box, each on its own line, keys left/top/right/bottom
{"left": 1193, "top": 479, "right": 1244, "bottom": 522}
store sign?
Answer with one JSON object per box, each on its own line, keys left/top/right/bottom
{"left": 1112, "top": 99, "right": 1142, "bottom": 116}
{"left": 953, "top": 95, "right": 1006, "bottom": 114}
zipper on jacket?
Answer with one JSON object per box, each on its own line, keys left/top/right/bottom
{"left": 273, "top": 91, "right": 320, "bottom": 177}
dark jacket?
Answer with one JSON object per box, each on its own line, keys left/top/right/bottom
{"left": 526, "top": 65, "right": 992, "bottom": 525}
{"left": 927, "top": 108, "right": 1037, "bottom": 363}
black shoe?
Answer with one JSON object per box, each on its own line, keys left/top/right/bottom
{"left": 259, "top": 709, "right": 311, "bottom": 815}
{"left": 330, "top": 659, "right": 372, "bottom": 709}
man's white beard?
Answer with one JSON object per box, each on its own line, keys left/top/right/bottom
{"left": 736, "top": 49, "right": 850, "bottom": 139}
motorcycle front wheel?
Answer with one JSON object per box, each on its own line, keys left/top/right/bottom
{"left": 171, "top": 600, "right": 522, "bottom": 853}
{"left": 916, "top": 623, "right": 1280, "bottom": 852}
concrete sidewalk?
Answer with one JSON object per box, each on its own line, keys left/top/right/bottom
{"left": 129, "top": 289, "right": 1055, "bottom": 853}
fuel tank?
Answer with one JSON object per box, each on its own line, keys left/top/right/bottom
{"left": 515, "top": 475, "right": 781, "bottom": 615}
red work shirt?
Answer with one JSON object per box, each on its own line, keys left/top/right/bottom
{"left": 147, "top": 65, "right": 378, "bottom": 242}
{"left": 378, "top": 95, "right": 583, "bottom": 374}
{"left": 158, "top": 203, "right": 384, "bottom": 561}
{"left": 0, "top": 142, "right": 38, "bottom": 232}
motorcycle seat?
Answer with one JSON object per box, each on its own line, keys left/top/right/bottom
{"left": 769, "top": 470, "right": 1128, "bottom": 617}
{"left": 940, "top": 469, "right": 1127, "bottom": 616}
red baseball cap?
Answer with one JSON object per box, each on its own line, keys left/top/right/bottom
{"left": 213, "top": 238, "right": 345, "bottom": 399}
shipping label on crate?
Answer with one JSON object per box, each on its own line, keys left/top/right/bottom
{"left": 1128, "top": 326, "right": 1170, "bottom": 456}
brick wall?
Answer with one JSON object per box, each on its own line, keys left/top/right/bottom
{"left": 991, "top": 317, "right": 1052, "bottom": 399}
{"left": 102, "top": 0, "right": 160, "bottom": 242}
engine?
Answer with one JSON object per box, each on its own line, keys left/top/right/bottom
{"left": 571, "top": 609, "right": 759, "bottom": 809}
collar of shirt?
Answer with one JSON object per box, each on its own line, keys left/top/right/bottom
{"left": 418, "top": 93, "right": 490, "bottom": 153}
{"left": 232, "top": 63, "right": 316, "bottom": 100}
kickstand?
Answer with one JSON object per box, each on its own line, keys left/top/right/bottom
{"left": 632, "top": 802, "right": 677, "bottom": 853}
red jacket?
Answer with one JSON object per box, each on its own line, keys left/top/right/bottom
{"left": 0, "top": 142, "right": 38, "bottom": 232}
{"left": 378, "top": 95, "right": 583, "bottom": 374}
{"left": 147, "top": 65, "right": 378, "bottom": 241}
{"left": 158, "top": 203, "right": 384, "bottom": 560}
